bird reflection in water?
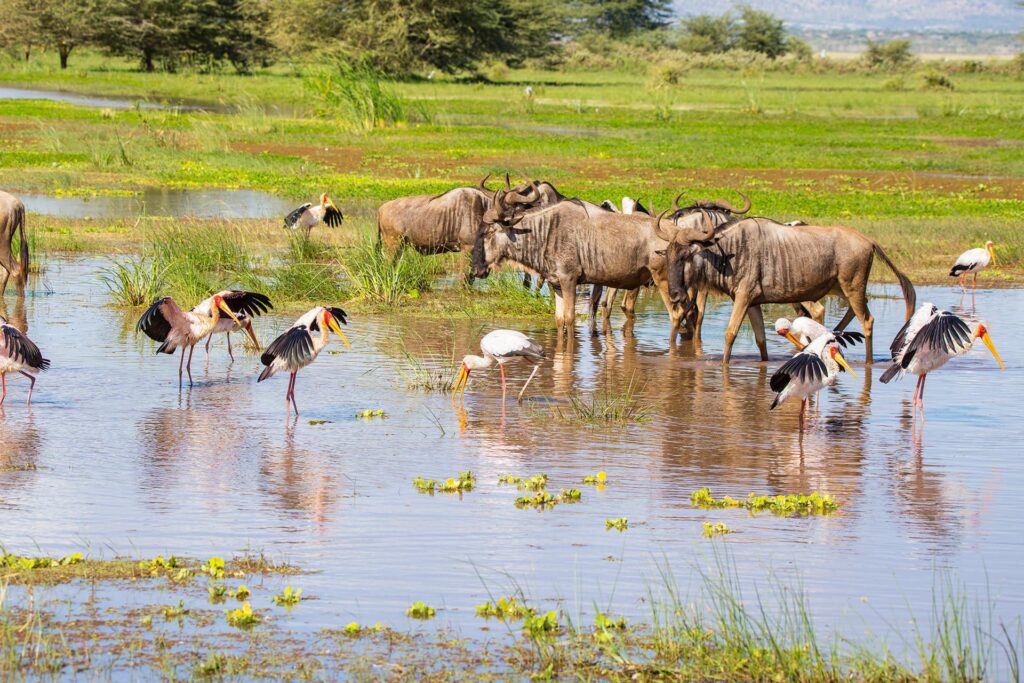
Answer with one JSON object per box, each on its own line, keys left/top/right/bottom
{"left": 260, "top": 421, "right": 339, "bottom": 530}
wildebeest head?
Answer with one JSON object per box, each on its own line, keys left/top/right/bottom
{"left": 668, "top": 190, "right": 750, "bottom": 223}
{"left": 471, "top": 188, "right": 536, "bottom": 278}
{"left": 651, "top": 194, "right": 722, "bottom": 308}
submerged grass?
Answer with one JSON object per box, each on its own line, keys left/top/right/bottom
{"left": 539, "top": 373, "right": 653, "bottom": 426}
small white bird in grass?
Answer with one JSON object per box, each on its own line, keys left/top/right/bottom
{"left": 774, "top": 317, "right": 864, "bottom": 350}
{"left": 880, "top": 303, "right": 1004, "bottom": 419}
{"left": 283, "top": 193, "right": 344, "bottom": 231}
{"left": 769, "top": 333, "right": 857, "bottom": 430}
{"left": 258, "top": 306, "right": 350, "bottom": 416}
{"left": 0, "top": 315, "right": 49, "bottom": 406}
{"left": 950, "top": 240, "right": 997, "bottom": 292}
{"left": 137, "top": 292, "right": 247, "bottom": 387}
{"left": 201, "top": 291, "right": 273, "bottom": 360}
{"left": 453, "top": 330, "right": 545, "bottom": 403}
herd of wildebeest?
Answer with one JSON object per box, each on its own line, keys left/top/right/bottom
{"left": 377, "top": 175, "right": 917, "bottom": 363}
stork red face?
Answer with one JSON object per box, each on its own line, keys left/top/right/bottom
{"left": 774, "top": 320, "right": 802, "bottom": 348}
{"left": 829, "top": 345, "right": 857, "bottom": 378}
{"left": 212, "top": 295, "right": 241, "bottom": 326}
{"left": 986, "top": 241, "right": 997, "bottom": 266}
{"left": 972, "top": 324, "right": 1004, "bottom": 369}
{"left": 322, "top": 309, "right": 351, "bottom": 349}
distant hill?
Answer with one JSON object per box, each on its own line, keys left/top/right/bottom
{"left": 672, "top": 1, "right": 1023, "bottom": 32}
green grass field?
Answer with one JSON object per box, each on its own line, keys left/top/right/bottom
{"left": 1, "top": 51, "right": 1022, "bottom": 293}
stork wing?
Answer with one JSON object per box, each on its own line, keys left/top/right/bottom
{"left": 832, "top": 330, "right": 865, "bottom": 349}
{"left": 889, "top": 304, "right": 937, "bottom": 361}
{"left": 260, "top": 325, "right": 314, "bottom": 369}
{"left": 901, "top": 311, "right": 971, "bottom": 369}
{"left": 770, "top": 353, "right": 826, "bottom": 393}
{"left": 221, "top": 291, "right": 273, "bottom": 317}
{"left": 284, "top": 203, "right": 312, "bottom": 228}
{"left": 137, "top": 297, "right": 186, "bottom": 343}
{"left": 0, "top": 324, "right": 49, "bottom": 371}
{"left": 326, "top": 306, "right": 348, "bottom": 325}
{"left": 323, "top": 204, "right": 344, "bottom": 227}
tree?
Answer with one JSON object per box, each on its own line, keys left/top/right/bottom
{"left": 93, "top": 0, "right": 182, "bottom": 72}
{"left": 34, "top": 0, "right": 99, "bottom": 68}
{"left": 572, "top": 0, "right": 673, "bottom": 36}
{"left": 678, "top": 13, "right": 737, "bottom": 54}
{"left": 0, "top": 0, "right": 40, "bottom": 61}
{"left": 863, "top": 39, "right": 914, "bottom": 70}
{"left": 735, "top": 5, "right": 788, "bottom": 58}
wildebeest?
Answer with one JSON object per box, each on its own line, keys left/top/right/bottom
{"left": 471, "top": 190, "right": 699, "bottom": 339}
{"left": 0, "top": 191, "right": 29, "bottom": 294}
{"left": 658, "top": 213, "right": 916, "bottom": 363}
{"left": 377, "top": 176, "right": 530, "bottom": 257}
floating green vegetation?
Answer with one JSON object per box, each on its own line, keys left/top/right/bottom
{"left": 201, "top": 556, "right": 226, "bottom": 580}
{"left": 559, "top": 488, "right": 582, "bottom": 503}
{"left": 582, "top": 471, "right": 608, "bottom": 486}
{"left": 412, "top": 476, "right": 436, "bottom": 493}
{"left": 355, "top": 409, "right": 386, "bottom": 418}
{"left": 271, "top": 586, "right": 303, "bottom": 607}
{"left": 161, "top": 599, "right": 188, "bottom": 622}
{"left": 515, "top": 490, "right": 557, "bottom": 510}
{"left": 475, "top": 596, "right": 535, "bottom": 620}
{"left": 437, "top": 471, "right": 476, "bottom": 493}
{"left": 516, "top": 473, "right": 549, "bottom": 492}
{"left": 406, "top": 601, "right": 436, "bottom": 620}
{"left": 702, "top": 522, "right": 734, "bottom": 538}
{"left": 606, "top": 518, "right": 629, "bottom": 531}
{"left": 593, "top": 612, "right": 628, "bottom": 638}
{"left": 232, "top": 585, "right": 251, "bottom": 601}
{"left": 0, "top": 551, "right": 82, "bottom": 570}
{"left": 225, "top": 602, "right": 261, "bottom": 629}
{"left": 522, "top": 610, "right": 560, "bottom": 638}
{"left": 690, "top": 487, "right": 840, "bottom": 517}
{"left": 497, "top": 473, "right": 521, "bottom": 485}
{"left": 341, "top": 621, "right": 383, "bottom": 636}
{"left": 308, "top": 419, "right": 333, "bottom": 425}
{"left": 207, "top": 581, "right": 228, "bottom": 604}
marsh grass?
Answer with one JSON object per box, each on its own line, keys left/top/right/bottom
{"left": 340, "top": 239, "right": 438, "bottom": 307}
{"left": 478, "top": 272, "right": 554, "bottom": 315}
{"left": 400, "top": 345, "right": 461, "bottom": 394}
{"left": 98, "top": 256, "right": 163, "bottom": 306}
{"left": 540, "top": 373, "right": 653, "bottom": 426}
{"left": 304, "top": 58, "right": 408, "bottom": 130}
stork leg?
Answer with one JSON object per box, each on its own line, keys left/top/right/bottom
{"left": 518, "top": 364, "right": 540, "bottom": 403}
{"left": 0, "top": 373, "right": 6, "bottom": 405}
{"left": 918, "top": 374, "right": 926, "bottom": 419}
{"left": 227, "top": 333, "right": 234, "bottom": 362}
{"left": 972, "top": 273, "right": 978, "bottom": 291}
{"left": 799, "top": 399, "right": 806, "bottom": 432}
{"left": 912, "top": 374, "right": 924, "bottom": 418}
{"left": 186, "top": 344, "right": 195, "bottom": 387}
{"left": 959, "top": 273, "right": 966, "bottom": 293}
{"left": 289, "top": 373, "right": 299, "bottom": 416}
{"left": 205, "top": 335, "right": 212, "bottom": 357}
{"left": 178, "top": 347, "right": 186, "bottom": 388}
{"left": 19, "top": 371, "right": 35, "bottom": 406}
{"left": 499, "top": 364, "right": 507, "bottom": 402}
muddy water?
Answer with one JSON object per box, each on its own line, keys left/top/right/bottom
{"left": 0, "top": 257, "right": 1020, "bottom": 649}
{"left": 19, "top": 188, "right": 295, "bottom": 219}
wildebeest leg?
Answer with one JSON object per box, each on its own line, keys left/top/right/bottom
{"left": 746, "top": 305, "right": 769, "bottom": 361}
{"left": 588, "top": 285, "right": 602, "bottom": 336}
{"left": 552, "top": 285, "right": 564, "bottom": 336}
{"left": 840, "top": 286, "right": 874, "bottom": 363}
{"left": 722, "top": 294, "right": 752, "bottom": 364}
{"left": 653, "top": 277, "right": 683, "bottom": 343}
{"left": 600, "top": 288, "right": 616, "bottom": 333}
{"left": 622, "top": 288, "right": 639, "bottom": 318}
{"left": 693, "top": 289, "right": 708, "bottom": 342}
{"left": 560, "top": 278, "right": 578, "bottom": 338}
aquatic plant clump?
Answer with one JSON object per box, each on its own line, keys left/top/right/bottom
{"left": 406, "top": 601, "right": 436, "bottom": 619}
{"left": 606, "top": 518, "right": 629, "bottom": 531}
{"left": 475, "top": 596, "right": 535, "bottom": 620}
{"left": 690, "top": 487, "right": 840, "bottom": 516}
{"left": 413, "top": 471, "right": 475, "bottom": 495}
{"left": 702, "top": 522, "right": 734, "bottom": 538}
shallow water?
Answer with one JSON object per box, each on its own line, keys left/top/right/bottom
{"left": 19, "top": 188, "right": 295, "bottom": 219}
{"left": 0, "top": 257, "right": 1020, "bottom": 654}
{"left": 0, "top": 85, "right": 172, "bottom": 110}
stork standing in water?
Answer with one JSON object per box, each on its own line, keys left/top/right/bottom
{"left": 258, "top": 306, "right": 350, "bottom": 416}
{"left": 137, "top": 292, "right": 252, "bottom": 387}
{"left": 202, "top": 291, "right": 273, "bottom": 360}
{"left": 775, "top": 317, "right": 864, "bottom": 350}
{"left": 283, "top": 194, "right": 344, "bottom": 232}
{"left": 880, "top": 303, "right": 1004, "bottom": 419}
{"left": 950, "top": 241, "right": 996, "bottom": 292}
{"left": 453, "top": 330, "right": 544, "bottom": 403}
{"left": 769, "top": 333, "right": 857, "bottom": 430}
{"left": 0, "top": 315, "right": 49, "bottom": 406}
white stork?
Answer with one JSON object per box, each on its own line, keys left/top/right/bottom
{"left": 880, "top": 303, "right": 1004, "bottom": 418}
{"left": 137, "top": 292, "right": 255, "bottom": 387}
{"left": 453, "top": 329, "right": 545, "bottom": 403}
{"left": 950, "top": 241, "right": 996, "bottom": 292}
{"left": 258, "top": 306, "right": 350, "bottom": 416}
{"left": 283, "top": 194, "right": 344, "bottom": 232}
{"left": 774, "top": 317, "right": 864, "bottom": 351}
{"left": 202, "top": 291, "right": 273, "bottom": 360}
{"left": 0, "top": 315, "right": 49, "bottom": 406}
{"left": 769, "top": 333, "right": 857, "bottom": 430}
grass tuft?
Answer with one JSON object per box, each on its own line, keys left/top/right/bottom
{"left": 98, "top": 256, "right": 164, "bottom": 306}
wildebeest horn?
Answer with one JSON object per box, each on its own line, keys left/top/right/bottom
{"left": 480, "top": 174, "right": 493, "bottom": 192}
{"left": 672, "top": 191, "right": 686, "bottom": 214}
{"left": 505, "top": 173, "right": 511, "bottom": 190}
{"left": 651, "top": 208, "right": 677, "bottom": 243}
{"left": 714, "top": 190, "right": 751, "bottom": 214}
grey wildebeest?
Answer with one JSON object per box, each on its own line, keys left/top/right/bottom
{"left": 471, "top": 190, "right": 700, "bottom": 340}
{"left": 0, "top": 191, "right": 29, "bottom": 294}
{"left": 376, "top": 175, "right": 538, "bottom": 259}
{"left": 658, "top": 213, "right": 916, "bottom": 363}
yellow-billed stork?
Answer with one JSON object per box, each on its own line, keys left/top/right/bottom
{"left": 0, "top": 315, "right": 49, "bottom": 406}
{"left": 137, "top": 292, "right": 254, "bottom": 387}
{"left": 769, "top": 333, "right": 857, "bottom": 430}
{"left": 453, "top": 329, "right": 545, "bottom": 403}
{"left": 774, "top": 317, "right": 864, "bottom": 350}
{"left": 950, "top": 241, "right": 996, "bottom": 292}
{"left": 283, "top": 194, "right": 344, "bottom": 231}
{"left": 258, "top": 306, "right": 350, "bottom": 416}
{"left": 880, "top": 303, "right": 1004, "bottom": 418}
{"left": 202, "top": 290, "right": 273, "bottom": 360}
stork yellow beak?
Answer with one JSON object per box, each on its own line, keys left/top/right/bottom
{"left": 784, "top": 331, "right": 803, "bottom": 349}
{"left": 217, "top": 301, "right": 241, "bottom": 327}
{"left": 244, "top": 320, "right": 261, "bottom": 350}
{"left": 980, "top": 331, "right": 1004, "bottom": 370}
{"left": 834, "top": 351, "right": 858, "bottom": 379}
{"left": 452, "top": 367, "right": 469, "bottom": 401}
{"left": 988, "top": 245, "right": 998, "bottom": 266}
{"left": 328, "top": 318, "right": 351, "bottom": 349}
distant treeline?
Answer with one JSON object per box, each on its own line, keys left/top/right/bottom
{"left": 0, "top": 0, "right": 1020, "bottom": 76}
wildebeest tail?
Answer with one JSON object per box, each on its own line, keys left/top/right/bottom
{"left": 16, "top": 203, "right": 28, "bottom": 284}
{"left": 873, "top": 243, "right": 916, "bottom": 321}
{"left": 879, "top": 363, "right": 902, "bottom": 384}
